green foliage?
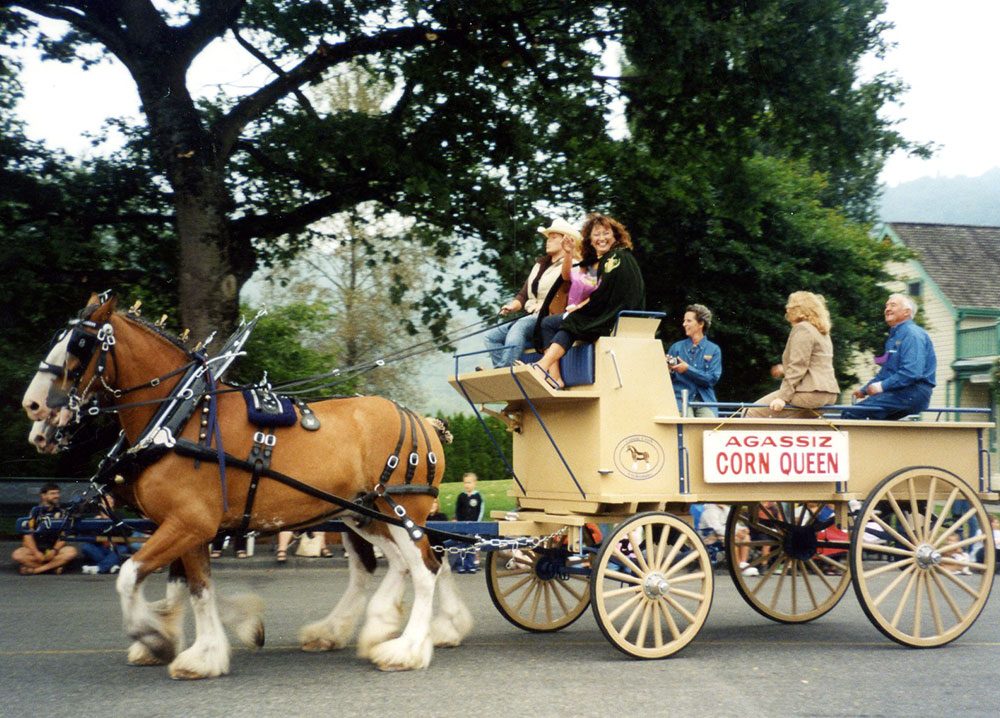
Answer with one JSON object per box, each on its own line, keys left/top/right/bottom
{"left": 439, "top": 412, "right": 513, "bottom": 484}
{"left": 228, "top": 302, "right": 352, "bottom": 390}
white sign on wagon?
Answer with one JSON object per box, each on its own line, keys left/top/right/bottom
{"left": 703, "top": 430, "right": 849, "bottom": 483}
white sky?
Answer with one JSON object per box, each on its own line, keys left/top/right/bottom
{"left": 14, "top": 1, "right": 1000, "bottom": 188}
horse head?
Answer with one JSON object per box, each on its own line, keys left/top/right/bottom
{"left": 22, "top": 293, "right": 119, "bottom": 441}
{"left": 28, "top": 418, "right": 68, "bottom": 454}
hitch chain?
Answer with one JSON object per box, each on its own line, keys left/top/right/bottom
{"left": 433, "top": 526, "right": 568, "bottom": 556}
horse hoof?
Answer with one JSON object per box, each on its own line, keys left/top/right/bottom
{"left": 127, "top": 641, "right": 170, "bottom": 666}
{"left": 169, "top": 667, "right": 211, "bottom": 680}
{"left": 301, "top": 637, "right": 339, "bottom": 652}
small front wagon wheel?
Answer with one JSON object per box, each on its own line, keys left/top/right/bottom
{"left": 591, "top": 512, "right": 714, "bottom": 659}
{"left": 851, "top": 466, "right": 995, "bottom": 647}
{"left": 485, "top": 539, "right": 591, "bottom": 632}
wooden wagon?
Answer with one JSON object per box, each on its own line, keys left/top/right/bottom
{"left": 449, "top": 312, "right": 997, "bottom": 658}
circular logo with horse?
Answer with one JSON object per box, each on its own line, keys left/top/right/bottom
{"left": 613, "top": 435, "right": 664, "bottom": 480}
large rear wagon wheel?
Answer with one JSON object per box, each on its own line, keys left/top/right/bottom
{"left": 727, "top": 502, "right": 852, "bottom": 623}
{"left": 485, "top": 540, "right": 591, "bottom": 632}
{"left": 851, "top": 466, "right": 995, "bottom": 647}
{"left": 591, "top": 512, "right": 713, "bottom": 658}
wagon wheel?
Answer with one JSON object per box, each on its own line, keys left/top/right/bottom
{"left": 726, "top": 502, "right": 852, "bottom": 624}
{"left": 485, "top": 538, "right": 592, "bottom": 632}
{"left": 851, "top": 466, "right": 995, "bottom": 647}
{"left": 591, "top": 512, "right": 713, "bottom": 658}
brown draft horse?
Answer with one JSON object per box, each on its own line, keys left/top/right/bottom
{"left": 22, "top": 295, "right": 472, "bottom": 678}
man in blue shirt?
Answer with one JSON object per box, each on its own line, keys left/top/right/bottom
{"left": 667, "top": 304, "right": 722, "bottom": 417}
{"left": 841, "top": 294, "right": 936, "bottom": 420}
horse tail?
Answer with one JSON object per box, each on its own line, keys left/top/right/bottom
{"left": 425, "top": 416, "right": 452, "bottom": 445}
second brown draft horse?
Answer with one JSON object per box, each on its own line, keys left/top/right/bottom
{"left": 22, "top": 294, "right": 471, "bottom": 678}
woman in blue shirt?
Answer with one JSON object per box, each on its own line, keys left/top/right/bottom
{"left": 666, "top": 304, "right": 722, "bottom": 417}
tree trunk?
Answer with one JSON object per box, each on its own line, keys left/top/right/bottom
{"left": 130, "top": 64, "right": 251, "bottom": 342}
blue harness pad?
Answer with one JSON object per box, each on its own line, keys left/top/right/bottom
{"left": 242, "top": 389, "right": 298, "bottom": 427}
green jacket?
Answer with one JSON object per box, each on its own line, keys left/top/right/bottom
{"left": 558, "top": 248, "right": 645, "bottom": 342}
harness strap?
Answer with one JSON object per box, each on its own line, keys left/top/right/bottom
{"left": 378, "top": 402, "right": 408, "bottom": 485}
{"left": 412, "top": 410, "right": 438, "bottom": 485}
{"left": 238, "top": 428, "right": 274, "bottom": 535}
{"left": 171, "top": 439, "right": 437, "bottom": 541}
{"left": 402, "top": 405, "right": 419, "bottom": 483}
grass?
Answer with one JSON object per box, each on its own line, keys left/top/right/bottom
{"left": 437, "top": 479, "right": 516, "bottom": 519}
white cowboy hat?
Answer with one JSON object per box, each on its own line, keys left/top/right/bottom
{"left": 537, "top": 217, "right": 582, "bottom": 243}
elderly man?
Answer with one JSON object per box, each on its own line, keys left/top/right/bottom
{"left": 12, "top": 482, "right": 78, "bottom": 575}
{"left": 841, "top": 293, "right": 936, "bottom": 420}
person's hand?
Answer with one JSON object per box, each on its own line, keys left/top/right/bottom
{"left": 673, "top": 359, "right": 689, "bottom": 374}
{"left": 769, "top": 398, "right": 786, "bottom": 413}
{"left": 561, "top": 235, "right": 574, "bottom": 254}
{"left": 867, "top": 382, "right": 883, "bottom": 395}
{"left": 499, "top": 300, "right": 519, "bottom": 316}
{"left": 770, "top": 364, "right": 784, "bottom": 379}
{"left": 852, "top": 388, "right": 865, "bottom": 399}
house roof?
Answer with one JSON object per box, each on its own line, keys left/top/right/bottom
{"left": 885, "top": 222, "right": 1000, "bottom": 311}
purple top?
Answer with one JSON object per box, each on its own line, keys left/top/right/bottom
{"left": 567, "top": 265, "right": 600, "bottom": 307}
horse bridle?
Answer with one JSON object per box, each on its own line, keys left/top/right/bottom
{"left": 37, "top": 313, "right": 118, "bottom": 416}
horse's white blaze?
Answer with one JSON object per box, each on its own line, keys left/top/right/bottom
{"left": 368, "top": 525, "right": 438, "bottom": 671}
{"left": 430, "top": 560, "right": 474, "bottom": 647}
{"left": 21, "top": 332, "right": 69, "bottom": 420}
{"left": 298, "top": 537, "right": 372, "bottom": 652}
{"left": 169, "top": 583, "right": 230, "bottom": 679}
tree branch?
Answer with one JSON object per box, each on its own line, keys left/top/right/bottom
{"left": 230, "top": 24, "right": 318, "bottom": 120}
{"left": 173, "top": 0, "right": 245, "bottom": 67}
{"left": 230, "top": 189, "right": 374, "bottom": 245}
{"left": 3, "top": 0, "right": 133, "bottom": 61}
{"left": 215, "top": 25, "right": 459, "bottom": 157}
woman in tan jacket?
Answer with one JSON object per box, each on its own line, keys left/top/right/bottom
{"left": 746, "top": 291, "right": 839, "bottom": 418}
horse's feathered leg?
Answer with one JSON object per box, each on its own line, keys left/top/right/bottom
{"left": 367, "top": 526, "right": 440, "bottom": 671}
{"left": 168, "top": 544, "right": 232, "bottom": 680}
{"left": 125, "top": 560, "right": 188, "bottom": 666}
{"left": 355, "top": 530, "right": 408, "bottom": 659}
{"left": 430, "top": 558, "right": 474, "bottom": 648}
{"left": 218, "top": 592, "right": 265, "bottom": 650}
{"left": 299, "top": 532, "right": 375, "bottom": 652}
{"left": 117, "top": 525, "right": 211, "bottom": 667}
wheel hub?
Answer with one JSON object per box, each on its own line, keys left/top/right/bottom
{"left": 783, "top": 524, "right": 819, "bottom": 560}
{"left": 643, "top": 572, "right": 670, "bottom": 598}
{"left": 914, "top": 544, "right": 941, "bottom": 569}
{"left": 535, "top": 549, "right": 569, "bottom": 580}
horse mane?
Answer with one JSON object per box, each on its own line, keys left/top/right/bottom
{"left": 117, "top": 311, "right": 193, "bottom": 355}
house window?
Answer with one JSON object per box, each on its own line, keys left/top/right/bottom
{"left": 907, "top": 280, "right": 922, "bottom": 298}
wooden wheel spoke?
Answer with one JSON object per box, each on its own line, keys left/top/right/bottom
{"left": 929, "top": 487, "right": 960, "bottom": 541}
{"left": 870, "top": 512, "right": 916, "bottom": 550}
{"left": 926, "top": 569, "right": 944, "bottom": 636}
{"left": 610, "top": 547, "right": 644, "bottom": 578}
{"left": 637, "top": 602, "right": 653, "bottom": 649}
{"left": 654, "top": 520, "right": 670, "bottom": 568}
{"left": 889, "top": 569, "right": 920, "bottom": 629}
{"left": 929, "top": 567, "right": 966, "bottom": 621}
{"left": 922, "top": 477, "right": 937, "bottom": 537}
{"left": 873, "top": 563, "right": 916, "bottom": 608}
{"left": 603, "top": 568, "right": 643, "bottom": 585}
{"left": 528, "top": 577, "right": 543, "bottom": 620}
{"left": 607, "top": 591, "right": 644, "bottom": 623}
{"left": 668, "top": 571, "right": 707, "bottom": 586}
{"left": 861, "top": 541, "right": 913, "bottom": 558}
{"left": 556, "top": 577, "right": 588, "bottom": 602}
{"left": 805, "top": 559, "right": 837, "bottom": 593}
{"left": 912, "top": 572, "right": 925, "bottom": 638}
{"left": 501, "top": 575, "right": 535, "bottom": 601}
{"left": 662, "top": 546, "right": 700, "bottom": 578}
{"left": 933, "top": 509, "right": 978, "bottom": 548}
{"left": 670, "top": 587, "right": 707, "bottom": 602}
{"left": 616, "top": 594, "right": 647, "bottom": 637}
{"left": 662, "top": 593, "right": 697, "bottom": 624}
{"left": 863, "top": 557, "right": 914, "bottom": 579}
{"left": 658, "top": 599, "right": 681, "bottom": 640}
{"left": 935, "top": 566, "right": 982, "bottom": 598}
{"left": 603, "top": 583, "right": 644, "bottom": 600}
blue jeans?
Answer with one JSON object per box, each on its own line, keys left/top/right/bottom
{"left": 79, "top": 542, "right": 125, "bottom": 573}
{"left": 840, "top": 384, "right": 933, "bottom": 420}
{"left": 482, "top": 314, "right": 537, "bottom": 367}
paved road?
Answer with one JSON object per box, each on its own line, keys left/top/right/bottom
{"left": 2, "top": 546, "right": 999, "bottom": 718}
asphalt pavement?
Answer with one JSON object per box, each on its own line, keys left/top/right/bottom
{"left": 2, "top": 541, "right": 999, "bottom": 718}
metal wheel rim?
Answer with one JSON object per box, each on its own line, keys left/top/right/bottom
{"left": 727, "top": 502, "right": 851, "bottom": 624}
{"left": 590, "top": 512, "right": 713, "bottom": 659}
{"left": 485, "top": 540, "right": 591, "bottom": 632}
{"left": 850, "top": 466, "right": 995, "bottom": 647}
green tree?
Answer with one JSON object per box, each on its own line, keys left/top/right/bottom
{"left": 439, "top": 412, "right": 513, "bottom": 484}
{"left": 1, "top": 0, "right": 614, "bottom": 339}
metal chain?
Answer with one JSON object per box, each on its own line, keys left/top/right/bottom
{"left": 433, "top": 526, "right": 568, "bottom": 556}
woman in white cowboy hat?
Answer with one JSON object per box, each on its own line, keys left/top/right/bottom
{"left": 481, "top": 218, "right": 580, "bottom": 368}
